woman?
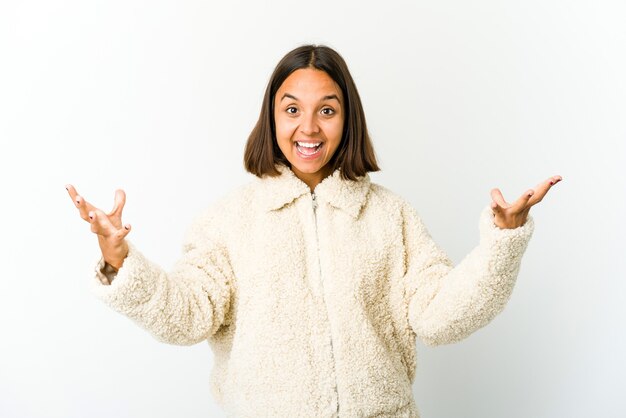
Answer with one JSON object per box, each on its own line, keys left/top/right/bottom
{"left": 66, "top": 45, "right": 561, "bottom": 417}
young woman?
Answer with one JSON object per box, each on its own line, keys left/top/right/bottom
{"left": 67, "top": 45, "right": 561, "bottom": 417}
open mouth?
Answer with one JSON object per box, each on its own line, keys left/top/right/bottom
{"left": 295, "top": 141, "right": 323, "bottom": 158}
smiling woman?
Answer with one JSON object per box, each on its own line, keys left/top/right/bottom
{"left": 67, "top": 44, "right": 561, "bottom": 418}
{"left": 273, "top": 68, "right": 345, "bottom": 190}
{"left": 244, "top": 45, "right": 380, "bottom": 189}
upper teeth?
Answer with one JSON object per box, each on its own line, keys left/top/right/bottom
{"left": 297, "top": 142, "right": 321, "bottom": 148}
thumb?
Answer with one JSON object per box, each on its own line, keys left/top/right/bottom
{"left": 110, "top": 189, "right": 127, "bottom": 216}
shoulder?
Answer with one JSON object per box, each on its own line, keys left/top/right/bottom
{"left": 184, "top": 179, "right": 258, "bottom": 246}
{"left": 367, "top": 180, "right": 418, "bottom": 215}
{"left": 364, "top": 180, "right": 430, "bottom": 236}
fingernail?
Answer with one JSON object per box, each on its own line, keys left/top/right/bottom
{"left": 124, "top": 226, "right": 129, "bottom": 230}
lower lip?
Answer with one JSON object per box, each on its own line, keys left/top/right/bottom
{"left": 294, "top": 143, "right": 324, "bottom": 160}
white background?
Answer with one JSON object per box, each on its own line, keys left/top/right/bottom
{"left": 1, "top": 1, "right": 624, "bottom": 417}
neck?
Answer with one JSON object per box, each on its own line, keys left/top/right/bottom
{"left": 291, "top": 165, "right": 333, "bottom": 193}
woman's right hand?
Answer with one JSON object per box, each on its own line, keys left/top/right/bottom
{"left": 66, "top": 184, "right": 131, "bottom": 271}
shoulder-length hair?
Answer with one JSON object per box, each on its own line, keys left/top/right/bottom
{"left": 243, "top": 44, "right": 380, "bottom": 181}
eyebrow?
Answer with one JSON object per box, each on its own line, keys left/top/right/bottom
{"left": 280, "top": 93, "right": 341, "bottom": 103}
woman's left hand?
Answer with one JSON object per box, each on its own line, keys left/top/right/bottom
{"left": 490, "top": 175, "right": 562, "bottom": 229}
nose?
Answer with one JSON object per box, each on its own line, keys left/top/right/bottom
{"left": 299, "top": 112, "right": 320, "bottom": 135}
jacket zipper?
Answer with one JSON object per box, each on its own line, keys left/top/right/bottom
{"left": 312, "top": 192, "right": 340, "bottom": 416}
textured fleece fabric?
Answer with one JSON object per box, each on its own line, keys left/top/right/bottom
{"left": 92, "top": 164, "right": 535, "bottom": 418}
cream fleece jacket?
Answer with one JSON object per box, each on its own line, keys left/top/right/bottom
{"left": 92, "top": 164, "right": 534, "bottom": 418}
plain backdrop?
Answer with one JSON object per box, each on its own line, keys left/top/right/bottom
{"left": 1, "top": 1, "right": 624, "bottom": 417}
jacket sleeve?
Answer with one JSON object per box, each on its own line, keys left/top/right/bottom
{"left": 90, "top": 208, "right": 235, "bottom": 346}
{"left": 403, "top": 203, "right": 534, "bottom": 347}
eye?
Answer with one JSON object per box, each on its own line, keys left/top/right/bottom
{"left": 321, "top": 107, "right": 335, "bottom": 116}
{"left": 286, "top": 106, "right": 298, "bottom": 115}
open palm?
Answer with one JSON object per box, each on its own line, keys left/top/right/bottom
{"left": 66, "top": 184, "right": 131, "bottom": 270}
{"left": 490, "top": 175, "right": 562, "bottom": 229}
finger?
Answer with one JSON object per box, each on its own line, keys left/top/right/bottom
{"left": 490, "top": 188, "right": 508, "bottom": 208}
{"left": 547, "top": 174, "right": 563, "bottom": 185}
{"left": 88, "top": 210, "right": 101, "bottom": 234}
{"left": 490, "top": 199, "right": 504, "bottom": 215}
{"left": 68, "top": 185, "right": 96, "bottom": 220}
{"left": 528, "top": 175, "right": 562, "bottom": 207}
{"left": 65, "top": 184, "right": 78, "bottom": 202}
{"left": 510, "top": 189, "right": 535, "bottom": 213}
{"left": 89, "top": 209, "right": 115, "bottom": 237}
{"left": 115, "top": 223, "right": 132, "bottom": 240}
{"left": 76, "top": 195, "right": 99, "bottom": 222}
{"left": 109, "top": 189, "right": 127, "bottom": 217}
{"left": 66, "top": 184, "right": 87, "bottom": 213}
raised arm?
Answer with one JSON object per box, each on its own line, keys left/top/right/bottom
{"left": 66, "top": 184, "right": 131, "bottom": 279}
{"left": 404, "top": 175, "right": 561, "bottom": 346}
{"left": 66, "top": 185, "right": 234, "bottom": 345}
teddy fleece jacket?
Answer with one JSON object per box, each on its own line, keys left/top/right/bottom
{"left": 92, "top": 164, "right": 535, "bottom": 418}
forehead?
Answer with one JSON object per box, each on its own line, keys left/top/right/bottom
{"left": 276, "top": 68, "right": 342, "bottom": 99}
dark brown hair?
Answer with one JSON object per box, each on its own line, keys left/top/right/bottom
{"left": 243, "top": 44, "right": 380, "bottom": 180}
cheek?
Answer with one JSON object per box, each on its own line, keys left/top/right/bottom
{"left": 274, "top": 115, "right": 295, "bottom": 140}
{"left": 328, "top": 118, "right": 344, "bottom": 143}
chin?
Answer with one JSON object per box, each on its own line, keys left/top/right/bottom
{"left": 289, "top": 159, "right": 325, "bottom": 172}
{"left": 293, "top": 164, "right": 321, "bottom": 173}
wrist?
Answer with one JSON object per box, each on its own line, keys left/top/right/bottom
{"left": 103, "top": 261, "right": 120, "bottom": 272}
{"left": 101, "top": 240, "right": 129, "bottom": 270}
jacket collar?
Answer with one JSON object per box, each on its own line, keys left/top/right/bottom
{"left": 256, "top": 164, "right": 371, "bottom": 219}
